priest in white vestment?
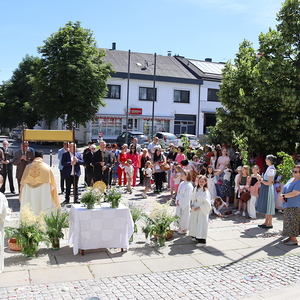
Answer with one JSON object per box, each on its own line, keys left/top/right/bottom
{"left": 20, "top": 150, "right": 60, "bottom": 215}
{"left": 0, "top": 175, "right": 11, "bottom": 273}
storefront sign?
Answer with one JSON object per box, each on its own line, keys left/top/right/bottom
{"left": 129, "top": 108, "right": 142, "bottom": 115}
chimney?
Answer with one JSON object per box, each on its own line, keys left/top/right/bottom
{"left": 167, "top": 51, "right": 172, "bottom": 57}
{"left": 205, "top": 58, "right": 212, "bottom": 62}
{"left": 112, "top": 42, "right": 116, "bottom": 50}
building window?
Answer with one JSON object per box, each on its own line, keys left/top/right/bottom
{"left": 207, "top": 88, "right": 219, "bottom": 102}
{"left": 106, "top": 85, "right": 121, "bottom": 99}
{"left": 139, "top": 87, "right": 157, "bottom": 101}
{"left": 143, "top": 119, "right": 170, "bottom": 134}
{"left": 174, "top": 90, "right": 190, "bottom": 103}
{"left": 92, "top": 117, "right": 122, "bottom": 137}
{"left": 203, "top": 113, "right": 216, "bottom": 134}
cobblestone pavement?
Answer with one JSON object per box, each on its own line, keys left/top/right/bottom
{"left": 1, "top": 253, "right": 300, "bottom": 299}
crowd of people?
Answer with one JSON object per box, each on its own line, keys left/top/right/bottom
{"left": 1, "top": 138, "right": 299, "bottom": 253}
{"left": 73, "top": 139, "right": 300, "bottom": 248}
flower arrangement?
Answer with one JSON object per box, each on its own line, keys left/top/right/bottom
{"left": 142, "top": 201, "right": 179, "bottom": 246}
{"left": 104, "top": 187, "right": 122, "bottom": 208}
{"left": 81, "top": 186, "right": 101, "bottom": 209}
{"left": 44, "top": 208, "right": 69, "bottom": 249}
{"left": 5, "top": 204, "right": 48, "bottom": 257}
{"left": 127, "top": 202, "right": 144, "bottom": 241}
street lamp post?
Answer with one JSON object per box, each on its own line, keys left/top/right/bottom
{"left": 151, "top": 53, "right": 157, "bottom": 139}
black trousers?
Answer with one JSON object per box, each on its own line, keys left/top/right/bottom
{"left": 154, "top": 172, "right": 165, "bottom": 191}
{"left": 60, "top": 170, "right": 65, "bottom": 193}
{"left": 65, "top": 175, "right": 79, "bottom": 202}
{"left": 0, "top": 165, "right": 15, "bottom": 193}
{"left": 139, "top": 168, "right": 144, "bottom": 185}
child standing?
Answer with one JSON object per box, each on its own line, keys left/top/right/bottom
{"left": 248, "top": 165, "right": 261, "bottom": 218}
{"left": 221, "top": 163, "right": 232, "bottom": 205}
{"left": 142, "top": 161, "right": 153, "bottom": 198}
{"left": 234, "top": 165, "right": 251, "bottom": 216}
{"left": 169, "top": 162, "right": 179, "bottom": 199}
{"left": 124, "top": 159, "right": 134, "bottom": 193}
{"left": 175, "top": 169, "right": 194, "bottom": 234}
{"left": 205, "top": 165, "right": 219, "bottom": 201}
{"left": 173, "top": 165, "right": 183, "bottom": 194}
{"left": 210, "top": 196, "right": 228, "bottom": 217}
{"left": 189, "top": 175, "right": 211, "bottom": 247}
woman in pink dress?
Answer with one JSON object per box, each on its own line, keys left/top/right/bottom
{"left": 117, "top": 145, "right": 128, "bottom": 186}
{"left": 175, "top": 146, "right": 186, "bottom": 166}
{"left": 126, "top": 145, "right": 139, "bottom": 187}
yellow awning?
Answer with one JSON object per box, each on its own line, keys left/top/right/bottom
{"left": 23, "top": 130, "right": 74, "bottom": 142}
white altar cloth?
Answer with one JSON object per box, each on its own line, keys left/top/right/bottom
{"left": 69, "top": 203, "right": 134, "bottom": 255}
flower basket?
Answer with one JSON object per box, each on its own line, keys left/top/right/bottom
{"left": 8, "top": 238, "right": 22, "bottom": 251}
{"left": 154, "top": 230, "right": 174, "bottom": 240}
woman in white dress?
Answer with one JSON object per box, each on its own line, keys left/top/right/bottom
{"left": 0, "top": 175, "right": 11, "bottom": 273}
{"left": 175, "top": 169, "right": 194, "bottom": 234}
{"left": 189, "top": 175, "right": 211, "bottom": 247}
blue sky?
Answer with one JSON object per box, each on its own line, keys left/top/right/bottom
{"left": 0, "top": 0, "right": 284, "bottom": 82}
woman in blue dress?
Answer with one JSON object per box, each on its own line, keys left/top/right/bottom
{"left": 280, "top": 165, "right": 300, "bottom": 245}
{"left": 256, "top": 154, "right": 276, "bottom": 229}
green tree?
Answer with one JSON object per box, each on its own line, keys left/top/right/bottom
{"left": 32, "top": 21, "right": 113, "bottom": 126}
{"left": 0, "top": 55, "right": 41, "bottom": 129}
{"left": 213, "top": 0, "right": 300, "bottom": 155}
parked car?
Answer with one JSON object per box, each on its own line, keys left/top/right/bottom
{"left": 9, "top": 129, "right": 22, "bottom": 140}
{"left": 177, "top": 134, "right": 200, "bottom": 149}
{"left": 116, "top": 131, "right": 149, "bottom": 147}
{"left": 154, "top": 132, "right": 180, "bottom": 147}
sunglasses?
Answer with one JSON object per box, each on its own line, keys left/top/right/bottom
{"left": 106, "top": 147, "right": 111, "bottom": 149}
{"left": 293, "top": 170, "right": 299, "bottom": 173}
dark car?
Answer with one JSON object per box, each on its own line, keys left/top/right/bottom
{"left": 116, "top": 131, "right": 149, "bottom": 147}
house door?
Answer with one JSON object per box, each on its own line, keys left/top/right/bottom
{"left": 180, "top": 125, "right": 188, "bottom": 134}
{"left": 128, "top": 118, "right": 138, "bottom": 131}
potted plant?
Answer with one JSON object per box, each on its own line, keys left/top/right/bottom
{"left": 44, "top": 208, "right": 69, "bottom": 250}
{"left": 142, "top": 201, "right": 179, "bottom": 246}
{"left": 127, "top": 202, "right": 144, "bottom": 242}
{"left": 81, "top": 186, "right": 101, "bottom": 209}
{"left": 104, "top": 187, "right": 122, "bottom": 208}
{"left": 5, "top": 204, "right": 48, "bottom": 257}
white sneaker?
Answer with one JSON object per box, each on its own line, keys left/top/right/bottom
{"left": 196, "top": 243, "right": 206, "bottom": 247}
{"left": 234, "top": 211, "right": 241, "bottom": 215}
{"left": 242, "top": 212, "right": 246, "bottom": 217}
{"left": 142, "top": 193, "right": 147, "bottom": 199}
{"left": 191, "top": 238, "right": 197, "bottom": 242}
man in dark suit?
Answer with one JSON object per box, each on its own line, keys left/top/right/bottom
{"left": 0, "top": 140, "right": 15, "bottom": 194}
{"left": 12, "top": 141, "right": 35, "bottom": 193}
{"left": 93, "top": 141, "right": 112, "bottom": 186}
{"left": 61, "top": 143, "right": 84, "bottom": 205}
{"left": 84, "top": 144, "right": 97, "bottom": 186}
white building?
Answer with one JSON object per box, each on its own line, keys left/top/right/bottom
{"left": 35, "top": 45, "right": 225, "bottom": 144}
{"left": 89, "top": 46, "right": 225, "bottom": 142}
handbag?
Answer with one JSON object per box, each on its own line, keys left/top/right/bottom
{"left": 161, "top": 163, "right": 170, "bottom": 171}
{"left": 216, "top": 180, "right": 223, "bottom": 186}
{"left": 240, "top": 190, "right": 251, "bottom": 202}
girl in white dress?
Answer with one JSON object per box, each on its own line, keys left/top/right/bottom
{"left": 175, "top": 169, "right": 193, "bottom": 234}
{"left": 189, "top": 175, "right": 211, "bottom": 247}
{"left": 205, "top": 165, "right": 219, "bottom": 201}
